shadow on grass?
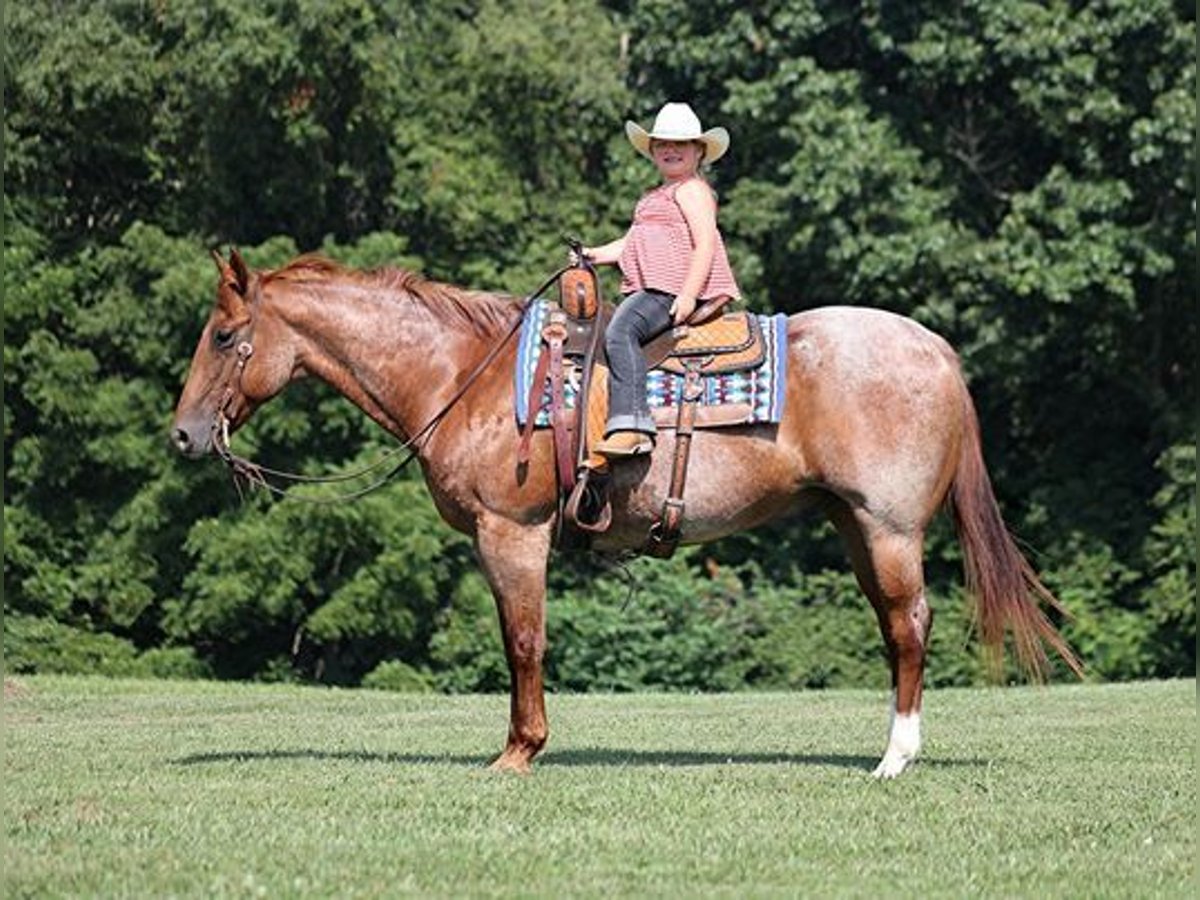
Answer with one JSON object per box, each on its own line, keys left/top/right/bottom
{"left": 172, "top": 749, "right": 491, "bottom": 767}
{"left": 172, "top": 747, "right": 986, "bottom": 771}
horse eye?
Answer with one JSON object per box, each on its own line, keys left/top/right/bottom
{"left": 214, "top": 328, "right": 236, "bottom": 350}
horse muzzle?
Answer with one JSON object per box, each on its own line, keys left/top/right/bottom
{"left": 171, "top": 413, "right": 214, "bottom": 459}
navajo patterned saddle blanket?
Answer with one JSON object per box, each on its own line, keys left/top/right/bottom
{"left": 514, "top": 298, "right": 788, "bottom": 429}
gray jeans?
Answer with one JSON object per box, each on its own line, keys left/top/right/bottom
{"left": 604, "top": 289, "right": 674, "bottom": 435}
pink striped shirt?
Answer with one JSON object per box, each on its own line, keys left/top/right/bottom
{"left": 618, "top": 180, "right": 741, "bottom": 300}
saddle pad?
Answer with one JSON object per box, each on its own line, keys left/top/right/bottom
{"left": 515, "top": 299, "right": 788, "bottom": 427}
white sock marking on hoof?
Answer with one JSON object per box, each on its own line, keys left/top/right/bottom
{"left": 872, "top": 705, "right": 921, "bottom": 779}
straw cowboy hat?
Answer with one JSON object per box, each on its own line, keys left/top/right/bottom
{"left": 625, "top": 102, "right": 730, "bottom": 164}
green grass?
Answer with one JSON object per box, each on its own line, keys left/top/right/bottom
{"left": 4, "top": 677, "right": 1194, "bottom": 898}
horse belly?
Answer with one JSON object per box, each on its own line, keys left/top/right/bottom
{"left": 590, "top": 428, "right": 808, "bottom": 551}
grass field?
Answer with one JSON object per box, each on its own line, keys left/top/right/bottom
{"left": 4, "top": 677, "right": 1194, "bottom": 898}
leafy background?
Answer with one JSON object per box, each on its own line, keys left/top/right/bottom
{"left": 4, "top": 0, "right": 1194, "bottom": 690}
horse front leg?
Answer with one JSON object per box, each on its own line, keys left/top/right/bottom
{"left": 474, "top": 513, "right": 553, "bottom": 773}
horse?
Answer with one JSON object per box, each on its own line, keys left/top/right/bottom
{"left": 172, "top": 249, "right": 1080, "bottom": 778}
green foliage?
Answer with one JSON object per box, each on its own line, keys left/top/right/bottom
{"left": 5, "top": 615, "right": 210, "bottom": 679}
{"left": 423, "top": 551, "right": 993, "bottom": 693}
{"left": 165, "top": 474, "right": 477, "bottom": 683}
{"left": 6, "top": 615, "right": 144, "bottom": 677}
{"left": 1138, "top": 443, "right": 1197, "bottom": 676}
{"left": 1049, "top": 535, "right": 1154, "bottom": 680}
{"left": 427, "top": 571, "right": 510, "bottom": 693}
{"left": 360, "top": 659, "right": 434, "bottom": 692}
{"left": 732, "top": 569, "right": 891, "bottom": 691}
{"left": 4, "top": 220, "right": 220, "bottom": 642}
{"left": 135, "top": 646, "right": 215, "bottom": 680}
{"left": 3, "top": 0, "right": 1194, "bottom": 690}
{"left": 546, "top": 555, "right": 745, "bottom": 693}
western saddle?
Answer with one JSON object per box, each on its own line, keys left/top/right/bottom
{"left": 518, "top": 257, "right": 768, "bottom": 557}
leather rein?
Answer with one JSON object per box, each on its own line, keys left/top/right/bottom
{"left": 210, "top": 265, "right": 569, "bottom": 504}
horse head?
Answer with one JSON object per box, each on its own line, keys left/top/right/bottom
{"left": 171, "top": 248, "right": 296, "bottom": 458}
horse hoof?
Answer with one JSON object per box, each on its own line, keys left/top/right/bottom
{"left": 489, "top": 753, "right": 533, "bottom": 775}
{"left": 871, "top": 754, "right": 914, "bottom": 779}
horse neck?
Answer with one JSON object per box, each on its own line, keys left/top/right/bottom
{"left": 271, "top": 277, "right": 509, "bottom": 441}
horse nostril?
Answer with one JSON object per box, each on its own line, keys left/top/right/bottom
{"left": 172, "top": 428, "right": 193, "bottom": 454}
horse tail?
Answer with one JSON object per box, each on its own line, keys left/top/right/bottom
{"left": 948, "top": 388, "right": 1083, "bottom": 681}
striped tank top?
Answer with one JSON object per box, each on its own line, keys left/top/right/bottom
{"left": 618, "top": 179, "right": 741, "bottom": 301}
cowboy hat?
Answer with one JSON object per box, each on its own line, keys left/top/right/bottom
{"left": 625, "top": 102, "right": 730, "bottom": 164}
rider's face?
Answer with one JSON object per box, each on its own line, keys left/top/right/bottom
{"left": 650, "top": 139, "right": 704, "bottom": 180}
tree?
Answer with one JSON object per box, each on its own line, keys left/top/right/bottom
{"left": 4, "top": 0, "right": 1193, "bottom": 686}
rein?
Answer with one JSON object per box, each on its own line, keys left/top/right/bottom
{"left": 212, "top": 265, "right": 570, "bottom": 503}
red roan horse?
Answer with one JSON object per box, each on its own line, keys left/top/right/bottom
{"left": 172, "top": 249, "right": 1080, "bottom": 778}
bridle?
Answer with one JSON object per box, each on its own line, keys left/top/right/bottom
{"left": 212, "top": 339, "right": 255, "bottom": 454}
{"left": 209, "top": 265, "right": 569, "bottom": 504}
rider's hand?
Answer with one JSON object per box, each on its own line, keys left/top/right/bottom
{"left": 670, "top": 294, "right": 697, "bottom": 326}
{"left": 568, "top": 247, "right": 590, "bottom": 266}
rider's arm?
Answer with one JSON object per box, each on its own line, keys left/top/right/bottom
{"left": 670, "top": 179, "right": 718, "bottom": 324}
{"left": 582, "top": 234, "right": 627, "bottom": 266}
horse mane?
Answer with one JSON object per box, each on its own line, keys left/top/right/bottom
{"left": 263, "top": 254, "right": 524, "bottom": 337}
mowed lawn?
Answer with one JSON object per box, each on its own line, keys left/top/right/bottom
{"left": 4, "top": 677, "right": 1194, "bottom": 898}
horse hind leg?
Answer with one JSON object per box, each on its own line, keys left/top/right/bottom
{"left": 832, "top": 505, "right": 933, "bottom": 778}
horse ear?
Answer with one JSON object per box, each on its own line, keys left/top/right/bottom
{"left": 210, "top": 247, "right": 234, "bottom": 282}
{"left": 210, "top": 246, "right": 250, "bottom": 296}
{"left": 209, "top": 247, "right": 249, "bottom": 319}
{"left": 229, "top": 247, "right": 251, "bottom": 295}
